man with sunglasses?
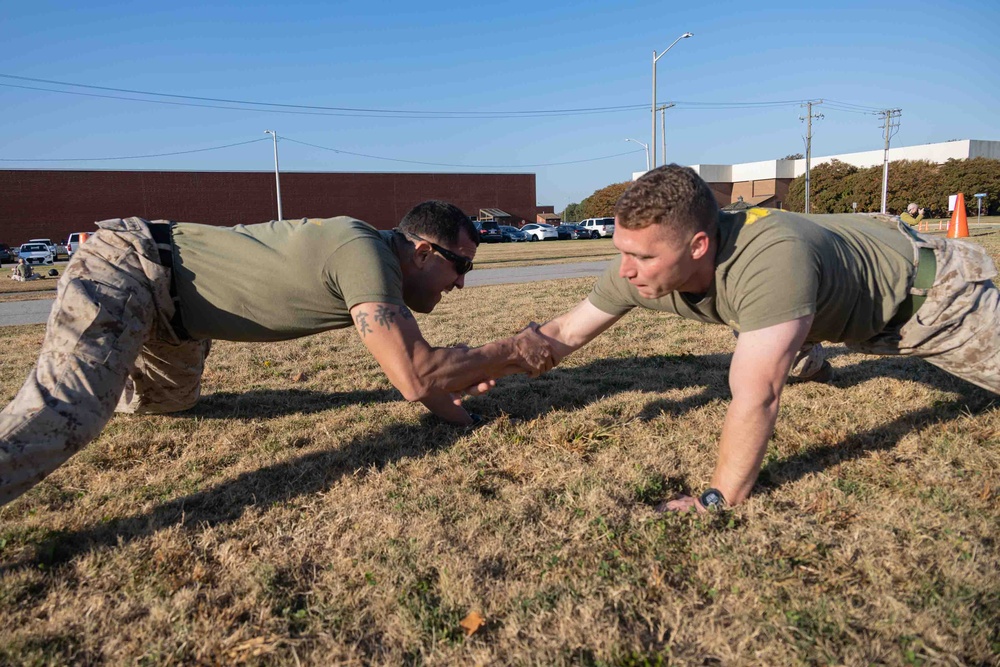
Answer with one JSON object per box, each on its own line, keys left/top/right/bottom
{"left": 0, "top": 200, "right": 555, "bottom": 506}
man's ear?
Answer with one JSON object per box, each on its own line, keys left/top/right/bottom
{"left": 689, "top": 231, "right": 711, "bottom": 260}
{"left": 409, "top": 240, "right": 432, "bottom": 269}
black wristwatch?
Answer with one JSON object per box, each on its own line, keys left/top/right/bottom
{"left": 699, "top": 488, "right": 727, "bottom": 511}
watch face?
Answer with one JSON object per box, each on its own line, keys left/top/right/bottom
{"left": 700, "top": 489, "right": 725, "bottom": 510}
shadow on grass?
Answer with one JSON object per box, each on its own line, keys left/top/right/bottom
{"left": 180, "top": 388, "right": 402, "bottom": 419}
{"left": 3, "top": 351, "right": 995, "bottom": 574}
{"left": 1, "top": 412, "right": 469, "bottom": 574}
{"left": 2, "top": 353, "right": 734, "bottom": 573}
{"left": 483, "top": 352, "right": 734, "bottom": 422}
{"left": 757, "top": 384, "right": 997, "bottom": 494}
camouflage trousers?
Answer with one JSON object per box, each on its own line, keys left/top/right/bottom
{"left": 813, "top": 223, "right": 1000, "bottom": 394}
{"left": 0, "top": 218, "right": 211, "bottom": 506}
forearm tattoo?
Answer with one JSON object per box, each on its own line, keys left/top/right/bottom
{"left": 374, "top": 305, "right": 395, "bottom": 328}
{"left": 355, "top": 305, "right": 410, "bottom": 337}
{"left": 354, "top": 311, "right": 372, "bottom": 336}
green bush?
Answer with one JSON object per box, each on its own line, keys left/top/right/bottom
{"left": 785, "top": 157, "right": 1000, "bottom": 217}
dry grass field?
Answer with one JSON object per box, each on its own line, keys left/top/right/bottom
{"left": 0, "top": 230, "right": 998, "bottom": 665}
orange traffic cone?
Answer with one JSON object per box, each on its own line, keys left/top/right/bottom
{"left": 947, "top": 193, "right": 969, "bottom": 239}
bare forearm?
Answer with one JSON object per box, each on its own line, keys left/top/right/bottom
{"left": 538, "top": 301, "right": 620, "bottom": 361}
{"left": 410, "top": 334, "right": 540, "bottom": 397}
{"left": 538, "top": 319, "right": 583, "bottom": 360}
{"left": 710, "top": 395, "right": 780, "bottom": 505}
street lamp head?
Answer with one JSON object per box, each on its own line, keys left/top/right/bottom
{"left": 682, "top": 32, "right": 693, "bottom": 38}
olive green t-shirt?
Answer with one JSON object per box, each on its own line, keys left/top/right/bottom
{"left": 171, "top": 217, "right": 404, "bottom": 341}
{"left": 588, "top": 209, "right": 917, "bottom": 343}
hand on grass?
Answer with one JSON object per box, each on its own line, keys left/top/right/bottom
{"left": 656, "top": 494, "right": 704, "bottom": 513}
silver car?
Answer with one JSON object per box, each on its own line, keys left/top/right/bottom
{"left": 18, "top": 243, "right": 54, "bottom": 265}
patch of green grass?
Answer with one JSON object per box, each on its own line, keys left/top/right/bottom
{"left": 398, "top": 569, "right": 466, "bottom": 645}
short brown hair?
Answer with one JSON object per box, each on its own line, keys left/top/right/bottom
{"left": 615, "top": 164, "right": 719, "bottom": 239}
{"left": 400, "top": 201, "right": 480, "bottom": 247}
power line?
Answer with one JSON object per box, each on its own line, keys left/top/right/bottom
{"left": 0, "top": 74, "right": 648, "bottom": 118}
{"left": 0, "top": 73, "right": 892, "bottom": 118}
{"left": 0, "top": 83, "right": 649, "bottom": 119}
{"left": 0, "top": 132, "right": 645, "bottom": 168}
{"left": 824, "top": 98, "right": 883, "bottom": 111}
{"left": 279, "top": 136, "right": 646, "bottom": 168}
{"left": 0, "top": 137, "right": 270, "bottom": 162}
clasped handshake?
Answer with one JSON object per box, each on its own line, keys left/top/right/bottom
{"left": 452, "top": 322, "right": 561, "bottom": 404}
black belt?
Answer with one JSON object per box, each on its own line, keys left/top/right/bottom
{"left": 888, "top": 247, "right": 937, "bottom": 328}
{"left": 147, "top": 221, "right": 191, "bottom": 340}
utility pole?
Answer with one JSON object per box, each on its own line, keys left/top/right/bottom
{"left": 876, "top": 109, "right": 902, "bottom": 214}
{"left": 799, "top": 100, "right": 823, "bottom": 214}
{"left": 264, "top": 129, "right": 283, "bottom": 221}
{"left": 658, "top": 103, "right": 675, "bottom": 164}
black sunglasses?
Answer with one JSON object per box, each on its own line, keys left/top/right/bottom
{"left": 398, "top": 230, "right": 474, "bottom": 275}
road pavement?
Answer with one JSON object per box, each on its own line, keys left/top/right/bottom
{"left": 0, "top": 260, "right": 611, "bottom": 327}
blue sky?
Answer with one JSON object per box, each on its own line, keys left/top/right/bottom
{"left": 3, "top": 0, "right": 998, "bottom": 211}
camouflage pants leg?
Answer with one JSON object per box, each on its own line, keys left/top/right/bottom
{"left": 0, "top": 218, "right": 184, "bottom": 505}
{"left": 849, "top": 232, "right": 1000, "bottom": 394}
{"left": 116, "top": 338, "right": 212, "bottom": 414}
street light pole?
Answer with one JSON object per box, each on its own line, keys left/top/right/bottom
{"left": 625, "top": 138, "right": 650, "bottom": 171}
{"left": 652, "top": 32, "right": 692, "bottom": 169}
{"left": 264, "top": 130, "right": 283, "bottom": 221}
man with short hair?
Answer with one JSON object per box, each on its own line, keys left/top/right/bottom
{"left": 11, "top": 258, "right": 33, "bottom": 282}
{"left": 900, "top": 202, "right": 925, "bottom": 227}
{"left": 532, "top": 165, "right": 999, "bottom": 512}
{"left": 0, "top": 201, "right": 554, "bottom": 506}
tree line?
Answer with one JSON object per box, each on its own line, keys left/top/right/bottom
{"left": 784, "top": 157, "right": 1000, "bottom": 217}
{"left": 561, "top": 157, "right": 1000, "bottom": 221}
{"left": 561, "top": 181, "right": 632, "bottom": 222}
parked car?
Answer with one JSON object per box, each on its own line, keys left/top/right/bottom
{"left": 566, "top": 223, "right": 595, "bottom": 239}
{"left": 28, "top": 239, "right": 56, "bottom": 257}
{"left": 474, "top": 220, "right": 504, "bottom": 243}
{"left": 18, "top": 242, "right": 54, "bottom": 265}
{"left": 28, "top": 238, "right": 66, "bottom": 259}
{"left": 520, "top": 223, "right": 559, "bottom": 242}
{"left": 579, "top": 217, "right": 616, "bottom": 238}
{"left": 0, "top": 244, "right": 14, "bottom": 265}
{"left": 66, "top": 231, "right": 92, "bottom": 256}
{"left": 556, "top": 224, "right": 587, "bottom": 240}
{"left": 499, "top": 225, "right": 528, "bottom": 242}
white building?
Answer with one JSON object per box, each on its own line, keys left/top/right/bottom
{"left": 636, "top": 139, "right": 1000, "bottom": 208}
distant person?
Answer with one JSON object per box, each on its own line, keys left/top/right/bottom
{"left": 527, "top": 165, "right": 999, "bottom": 512}
{"left": 900, "top": 202, "right": 925, "bottom": 227}
{"left": 0, "top": 201, "right": 556, "bottom": 506}
{"left": 10, "top": 258, "right": 33, "bottom": 282}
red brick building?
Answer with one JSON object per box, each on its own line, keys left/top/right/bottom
{"left": 0, "top": 170, "right": 536, "bottom": 244}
